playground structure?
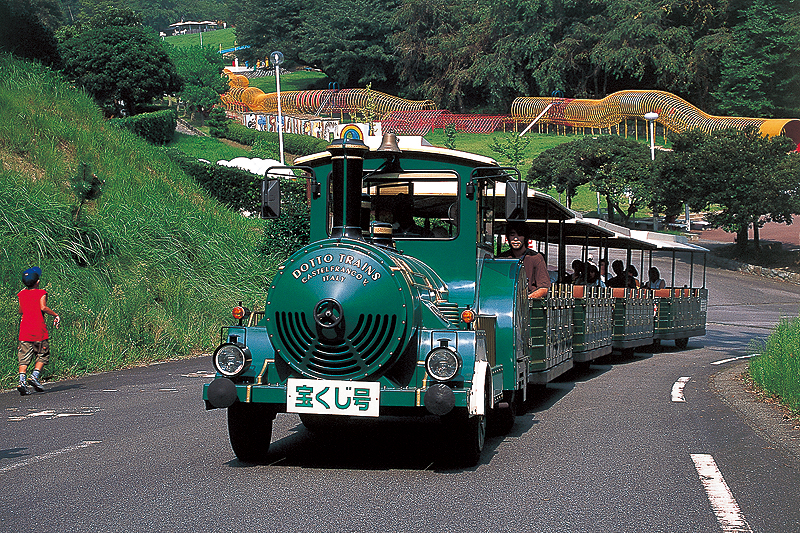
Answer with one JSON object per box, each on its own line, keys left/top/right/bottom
{"left": 220, "top": 69, "right": 800, "bottom": 148}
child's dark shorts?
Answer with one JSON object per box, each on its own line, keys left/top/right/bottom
{"left": 17, "top": 340, "right": 50, "bottom": 366}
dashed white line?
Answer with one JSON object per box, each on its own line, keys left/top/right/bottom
{"left": 0, "top": 440, "right": 102, "bottom": 474}
{"left": 671, "top": 377, "right": 691, "bottom": 402}
{"left": 711, "top": 354, "right": 758, "bottom": 366}
{"left": 691, "top": 453, "right": 753, "bottom": 532}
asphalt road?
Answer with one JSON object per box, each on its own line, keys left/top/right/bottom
{"left": 2, "top": 256, "right": 799, "bottom": 533}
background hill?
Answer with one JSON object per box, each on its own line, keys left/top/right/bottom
{"left": 0, "top": 54, "right": 280, "bottom": 390}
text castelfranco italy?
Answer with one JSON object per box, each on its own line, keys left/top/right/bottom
{"left": 292, "top": 253, "right": 382, "bottom": 286}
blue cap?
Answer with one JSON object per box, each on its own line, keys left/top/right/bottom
{"left": 22, "top": 266, "right": 42, "bottom": 287}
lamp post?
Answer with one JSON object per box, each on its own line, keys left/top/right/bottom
{"left": 271, "top": 51, "right": 285, "bottom": 165}
{"left": 644, "top": 111, "right": 659, "bottom": 230}
{"left": 644, "top": 111, "right": 658, "bottom": 161}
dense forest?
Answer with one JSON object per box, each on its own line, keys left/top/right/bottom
{"left": 3, "top": 0, "right": 799, "bottom": 118}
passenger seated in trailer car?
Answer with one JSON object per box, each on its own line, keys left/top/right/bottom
{"left": 496, "top": 221, "right": 550, "bottom": 298}
{"left": 606, "top": 259, "right": 627, "bottom": 288}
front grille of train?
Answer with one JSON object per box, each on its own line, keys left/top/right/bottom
{"left": 274, "top": 311, "right": 400, "bottom": 378}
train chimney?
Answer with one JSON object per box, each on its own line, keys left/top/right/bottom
{"left": 327, "top": 138, "right": 369, "bottom": 239}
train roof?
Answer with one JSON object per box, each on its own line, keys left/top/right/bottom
{"left": 582, "top": 219, "right": 709, "bottom": 252}
{"left": 295, "top": 144, "right": 499, "bottom": 168}
{"left": 296, "top": 143, "right": 577, "bottom": 221}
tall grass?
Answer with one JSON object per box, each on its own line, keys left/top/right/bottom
{"left": 0, "top": 54, "right": 280, "bottom": 390}
{"left": 750, "top": 318, "right": 800, "bottom": 413}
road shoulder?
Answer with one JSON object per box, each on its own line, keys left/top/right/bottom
{"left": 711, "top": 361, "right": 800, "bottom": 465}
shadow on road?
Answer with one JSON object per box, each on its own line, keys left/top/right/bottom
{"left": 224, "top": 411, "right": 541, "bottom": 473}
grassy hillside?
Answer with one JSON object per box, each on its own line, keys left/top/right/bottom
{"left": 164, "top": 27, "right": 237, "bottom": 51}
{"left": 0, "top": 54, "right": 281, "bottom": 390}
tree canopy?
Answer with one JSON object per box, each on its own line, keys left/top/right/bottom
{"left": 60, "top": 24, "right": 182, "bottom": 115}
{"left": 226, "top": 0, "right": 799, "bottom": 117}
{"left": 167, "top": 44, "right": 226, "bottom": 119}
{"left": 653, "top": 128, "right": 800, "bottom": 247}
{"left": 528, "top": 135, "right": 653, "bottom": 224}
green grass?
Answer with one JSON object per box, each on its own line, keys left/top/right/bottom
{"left": 246, "top": 70, "right": 331, "bottom": 93}
{"left": 167, "top": 132, "right": 251, "bottom": 161}
{"left": 0, "top": 54, "right": 280, "bottom": 390}
{"left": 163, "top": 27, "right": 237, "bottom": 51}
{"left": 750, "top": 317, "right": 800, "bottom": 414}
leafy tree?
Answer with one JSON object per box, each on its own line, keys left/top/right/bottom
{"left": 0, "top": 0, "right": 64, "bottom": 66}
{"left": 391, "top": 0, "right": 489, "bottom": 110}
{"left": 528, "top": 135, "right": 653, "bottom": 223}
{"left": 654, "top": 128, "right": 800, "bottom": 247}
{"left": 489, "top": 134, "right": 531, "bottom": 169}
{"left": 207, "top": 106, "right": 228, "bottom": 138}
{"left": 296, "top": 0, "right": 400, "bottom": 90}
{"left": 60, "top": 25, "right": 182, "bottom": 116}
{"left": 225, "top": 0, "right": 308, "bottom": 67}
{"left": 167, "top": 44, "right": 226, "bottom": 122}
{"left": 61, "top": 0, "right": 227, "bottom": 34}
{"left": 713, "top": 0, "right": 800, "bottom": 118}
{"left": 444, "top": 122, "right": 457, "bottom": 150}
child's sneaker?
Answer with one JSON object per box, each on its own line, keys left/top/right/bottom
{"left": 28, "top": 375, "right": 44, "bottom": 392}
{"left": 17, "top": 382, "right": 30, "bottom": 396}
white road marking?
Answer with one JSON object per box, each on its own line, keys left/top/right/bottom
{"left": 711, "top": 354, "right": 758, "bottom": 366}
{"left": 671, "top": 377, "right": 691, "bottom": 402}
{"left": 0, "top": 440, "right": 102, "bottom": 474}
{"left": 691, "top": 454, "right": 753, "bottom": 533}
{"left": 183, "top": 370, "right": 216, "bottom": 378}
{"left": 8, "top": 407, "right": 102, "bottom": 421}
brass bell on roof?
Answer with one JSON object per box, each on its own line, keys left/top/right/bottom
{"left": 376, "top": 132, "right": 401, "bottom": 153}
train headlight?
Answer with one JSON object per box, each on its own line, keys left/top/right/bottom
{"left": 425, "top": 346, "right": 461, "bottom": 382}
{"left": 213, "top": 343, "right": 252, "bottom": 377}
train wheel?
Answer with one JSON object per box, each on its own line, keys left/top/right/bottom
{"left": 459, "top": 409, "right": 486, "bottom": 467}
{"left": 228, "top": 402, "right": 276, "bottom": 463}
{"left": 489, "top": 391, "right": 517, "bottom": 436}
{"left": 675, "top": 337, "right": 689, "bottom": 349}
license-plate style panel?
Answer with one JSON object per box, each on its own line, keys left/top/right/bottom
{"left": 286, "top": 378, "right": 380, "bottom": 417}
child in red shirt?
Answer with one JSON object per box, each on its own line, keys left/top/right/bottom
{"left": 17, "top": 266, "right": 60, "bottom": 395}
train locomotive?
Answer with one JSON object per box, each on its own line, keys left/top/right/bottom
{"left": 203, "top": 134, "right": 708, "bottom": 466}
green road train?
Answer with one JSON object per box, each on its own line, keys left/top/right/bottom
{"left": 203, "top": 134, "right": 708, "bottom": 466}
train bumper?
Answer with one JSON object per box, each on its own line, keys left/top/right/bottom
{"left": 204, "top": 380, "right": 469, "bottom": 414}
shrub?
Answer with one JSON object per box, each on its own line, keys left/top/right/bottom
{"left": 207, "top": 107, "right": 229, "bottom": 138}
{"left": 223, "top": 122, "right": 328, "bottom": 156}
{"left": 163, "top": 148, "right": 261, "bottom": 212}
{"left": 110, "top": 109, "right": 177, "bottom": 145}
{"left": 261, "top": 177, "right": 310, "bottom": 256}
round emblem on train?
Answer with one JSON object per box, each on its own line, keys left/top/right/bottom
{"left": 265, "top": 240, "right": 417, "bottom": 380}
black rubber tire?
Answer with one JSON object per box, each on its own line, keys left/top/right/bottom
{"left": 228, "top": 402, "right": 276, "bottom": 463}
{"left": 489, "top": 390, "right": 517, "bottom": 436}
{"left": 675, "top": 337, "right": 689, "bottom": 349}
{"left": 621, "top": 347, "right": 636, "bottom": 358}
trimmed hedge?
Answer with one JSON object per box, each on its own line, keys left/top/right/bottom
{"left": 164, "top": 148, "right": 261, "bottom": 212}
{"left": 225, "top": 122, "right": 328, "bottom": 156}
{"left": 165, "top": 148, "right": 311, "bottom": 256}
{"left": 111, "top": 109, "right": 177, "bottom": 145}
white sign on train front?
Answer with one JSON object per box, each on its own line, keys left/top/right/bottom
{"left": 286, "top": 378, "right": 380, "bottom": 417}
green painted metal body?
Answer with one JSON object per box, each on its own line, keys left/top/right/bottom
{"left": 653, "top": 288, "right": 708, "bottom": 340}
{"left": 611, "top": 288, "right": 655, "bottom": 349}
{"left": 204, "top": 147, "right": 510, "bottom": 416}
{"left": 571, "top": 286, "right": 614, "bottom": 362}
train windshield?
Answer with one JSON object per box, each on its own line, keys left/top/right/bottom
{"left": 362, "top": 172, "right": 460, "bottom": 239}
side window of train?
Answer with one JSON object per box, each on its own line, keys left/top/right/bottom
{"left": 364, "top": 174, "right": 460, "bottom": 239}
{"left": 478, "top": 180, "right": 497, "bottom": 250}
